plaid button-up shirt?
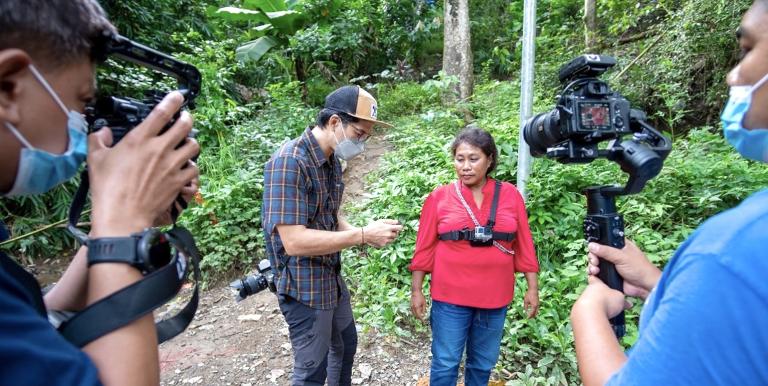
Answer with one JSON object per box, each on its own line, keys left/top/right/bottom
{"left": 262, "top": 127, "right": 346, "bottom": 309}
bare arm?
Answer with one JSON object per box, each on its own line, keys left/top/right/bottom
{"left": 43, "top": 246, "right": 88, "bottom": 311}
{"left": 277, "top": 224, "right": 362, "bottom": 256}
{"left": 523, "top": 272, "right": 539, "bottom": 318}
{"left": 410, "top": 270, "right": 428, "bottom": 320}
{"left": 571, "top": 277, "right": 628, "bottom": 386}
{"left": 80, "top": 92, "right": 199, "bottom": 386}
{"left": 277, "top": 219, "right": 402, "bottom": 256}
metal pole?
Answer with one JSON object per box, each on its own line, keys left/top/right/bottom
{"left": 517, "top": 0, "right": 537, "bottom": 200}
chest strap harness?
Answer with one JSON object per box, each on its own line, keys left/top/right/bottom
{"left": 438, "top": 180, "right": 516, "bottom": 253}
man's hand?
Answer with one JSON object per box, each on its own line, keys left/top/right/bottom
{"left": 523, "top": 288, "right": 539, "bottom": 318}
{"left": 410, "top": 290, "right": 427, "bottom": 321}
{"left": 574, "top": 276, "right": 631, "bottom": 320}
{"left": 87, "top": 91, "right": 200, "bottom": 237}
{"left": 586, "top": 239, "right": 662, "bottom": 299}
{"left": 153, "top": 176, "right": 198, "bottom": 227}
{"left": 362, "top": 219, "right": 403, "bottom": 247}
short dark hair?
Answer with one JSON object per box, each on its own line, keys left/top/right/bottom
{"left": 451, "top": 126, "right": 499, "bottom": 175}
{"left": 0, "top": 0, "right": 115, "bottom": 69}
{"left": 316, "top": 108, "right": 360, "bottom": 128}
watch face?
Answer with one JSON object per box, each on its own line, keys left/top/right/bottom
{"left": 148, "top": 240, "right": 172, "bottom": 270}
{"left": 138, "top": 228, "right": 171, "bottom": 272}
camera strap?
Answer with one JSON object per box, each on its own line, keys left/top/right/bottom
{"left": 57, "top": 170, "right": 200, "bottom": 347}
{"left": 438, "top": 181, "right": 515, "bottom": 254}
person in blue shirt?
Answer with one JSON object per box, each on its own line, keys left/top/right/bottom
{"left": 571, "top": 1, "right": 768, "bottom": 385}
{"left": 0, "top": 1, "right": 199, "bottom": 385}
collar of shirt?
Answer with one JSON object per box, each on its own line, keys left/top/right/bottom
{"left": 456, "top": 177, "right": 496, "bottom": 195}
{"left": 300, "top": 127, "right": 330, "bottom": 167}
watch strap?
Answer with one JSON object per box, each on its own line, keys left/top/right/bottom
{"left": 87, "top": 236, "right": 140, "bottom": 267}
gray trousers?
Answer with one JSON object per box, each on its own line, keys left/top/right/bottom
{"left": 278, "top": 293, "right": 358, "bottom": 386}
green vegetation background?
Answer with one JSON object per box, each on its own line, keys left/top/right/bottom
{"left": 2, "top": 0, "right": 765, "bottom": 384}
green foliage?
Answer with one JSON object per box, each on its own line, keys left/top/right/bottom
{"left": 3, "top": 0, "right": 766, "bottom": 383}
{"left": 342, "top": 75, "right": 768, "bottom": 383}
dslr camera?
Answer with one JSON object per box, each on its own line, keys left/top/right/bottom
{"left": 523, "top": 55, "right": 634, "bottom": 163}
{"left": 229, "top": 259, "right": 277, "bottom": 302}
{"left": 87, "top": 33, "right": 201, "bottom": 144}
{"left": 522, "top": 54, "right": 671, "bottom": 338}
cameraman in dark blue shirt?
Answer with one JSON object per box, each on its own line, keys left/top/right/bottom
{"left": 0, "top": 1, "right": 199, "bottom": 385}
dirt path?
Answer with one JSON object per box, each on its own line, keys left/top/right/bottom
{"left": 158, "top": 136, "right": 439, "bottom": 385}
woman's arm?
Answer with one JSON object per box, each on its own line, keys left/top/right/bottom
{"left": 523, "top": 272, "right": 539, "bottom": 318}
{"left": 411, "top": 270, "right": 428, "bottom": 320}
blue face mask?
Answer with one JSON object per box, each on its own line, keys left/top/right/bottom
{"left": 720, "top": 72, "right": 768, "bottom": 163}
{"left": 2, "top": 65, "right": 88, "bottom": 197}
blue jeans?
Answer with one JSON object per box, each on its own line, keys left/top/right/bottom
{"left": 429, "top": 300, "right": 507, "bottom": 386}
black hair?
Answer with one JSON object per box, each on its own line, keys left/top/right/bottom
{"left": 451, "top": 126, "right": 499, "bottom": 175}
{"left": 316, "top": 108, "right": 360, "bottom": 128}
{"left": 0, "top": 0, "right": 115, "bottom": 69}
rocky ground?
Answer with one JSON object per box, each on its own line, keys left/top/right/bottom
{"left": 157, "top": 288, "right": 435, "bottom": 386}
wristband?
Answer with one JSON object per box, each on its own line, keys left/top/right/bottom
{"left": 87, "top": 227, "right": 168, "bottom": 273}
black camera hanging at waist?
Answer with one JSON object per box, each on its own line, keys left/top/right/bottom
{"left": 56, "top": 170, "right": 201, "bottom": 348}
{"left": 437, "top": 180, "right": 516, "bottom": 243}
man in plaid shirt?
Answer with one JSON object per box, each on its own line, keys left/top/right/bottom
{"left": 263, "top": 86, "right": 403, "bottom": 386}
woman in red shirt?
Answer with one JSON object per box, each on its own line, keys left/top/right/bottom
{"left": 410, "top": 127, "right": 539, "bottom": 385}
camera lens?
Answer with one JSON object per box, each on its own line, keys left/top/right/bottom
{"left": 242, "top": 275, "right": 268, "bottom": 296}
{"left": 523, "top": 109, "right": 565, "bottom": 156}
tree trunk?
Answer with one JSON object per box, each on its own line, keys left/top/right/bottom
{"left": 443, "top": 0, "right": 473, "bottom": 102}
{"left": 584, "top": 0, "right": 597, "bottom": 52}
{"left": 294, "top": 55, "right": 308, "bottom": 102}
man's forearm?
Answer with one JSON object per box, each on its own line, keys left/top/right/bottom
{"left": 81, "top": 224, "right": 160, "bottom": 386}
{"left": 84, "top": 263, "right": 159, "bottom": 386}
{"left": 280, "top": 226, "right": 362, "bottom": 256}
{"left": 571, "top": 301, "right": 627, "bottom": 386}
{"left": 44, "top": 246, "right": 89, "bottom": 311}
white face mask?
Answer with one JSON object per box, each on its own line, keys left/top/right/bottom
{"left": 333, "top": 123, "right": 365, "bottom": 160}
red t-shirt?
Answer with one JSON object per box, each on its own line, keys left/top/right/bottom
{"left": 409, "top": 178, "right": 539, "bottom": 309}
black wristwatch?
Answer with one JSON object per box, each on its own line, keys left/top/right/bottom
{"left": 87, "top": 228, "right": 169, "bottom": 273}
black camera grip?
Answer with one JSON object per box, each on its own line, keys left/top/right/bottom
{"left": 597, "top": 257, "right": 626, "bottom": 338}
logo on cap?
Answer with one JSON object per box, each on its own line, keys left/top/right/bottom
{"left": 371, "top": 104, "right": 378, "bottom": 119}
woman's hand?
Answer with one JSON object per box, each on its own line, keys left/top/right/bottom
{"left": 411, "top": 290, "right": 427, "bottom": 322}
{"left": 524, "top": 287, "right": 539, "bottom": 318}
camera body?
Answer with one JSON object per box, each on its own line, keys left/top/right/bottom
{"left": 86, "top": 33, "right": 201, "bottom": 144}
{"left": 230, "top": 259, "right": 277, "bottom": 302}
{"left": 87, "top": 91, "right": 164, "bottom": 144}
{"left": 522, "top": 54, "right": 672, "bottom": 339}
{"left": 523, "top": 55, "right": 633, "bottom": 163}
{"left": 470, "top": 226, "right": 494, "bottom": 247}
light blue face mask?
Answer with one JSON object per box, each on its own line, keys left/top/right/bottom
{"left": 333, "top": 123, "right": 365, "bottom": 161}
{"left": 720, "top": 72, "right": 768, "bottom": 163}
{"left": 2, "top": 65, "right": 88, "bottom": 197}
